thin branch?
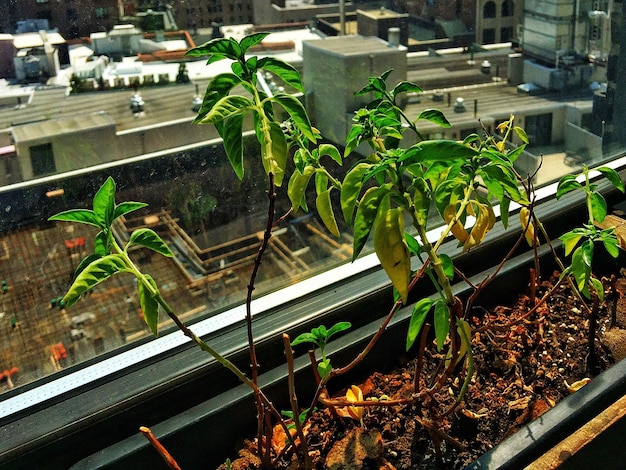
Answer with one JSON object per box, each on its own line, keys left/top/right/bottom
{"left": 140, "top": 426, "right": 181, "bottom": 470}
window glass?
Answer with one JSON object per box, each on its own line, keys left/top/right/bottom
{"left": 29, "top": 143, "right": 55, "bottom": 176}
{"left": 483, "top": 1, "right": 496, "bottom": 19}
{"left": 0, "top": 1, "right": 624, "bottom": 405}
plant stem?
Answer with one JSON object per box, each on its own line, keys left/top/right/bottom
{"left": 282, "top": 334, "right": 312, "bottom": 469}
{"left": 140, "top": 426, "right": 181, "bottom": 470}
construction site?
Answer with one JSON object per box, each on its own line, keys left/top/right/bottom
{"left": 0, "top": 194, "right": 353, "bottom": 393}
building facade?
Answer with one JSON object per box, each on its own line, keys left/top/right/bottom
{"left": 475, "top": 0, "right": 521, "bottom": 44}
{"left": 1, "top": 0, "right": 123, "bottom": 38}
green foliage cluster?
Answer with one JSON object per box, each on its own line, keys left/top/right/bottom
{"left": 50, "top": 33, "right": 625, "bottom": 468}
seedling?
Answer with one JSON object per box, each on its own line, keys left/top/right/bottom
{"left": 557, "top": 164, "right": 624, "bottom": 364}
{"left": 291, "top": 322, "right": 351, "bottom": 379}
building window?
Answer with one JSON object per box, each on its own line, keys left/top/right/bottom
{"left": 502, "top": 0, "right": 514, "bottom": 17}
{"left": 483, "top": 1, "right": 496, "bottom": 19}
{"left": 501, "top": 26, "right": 513, "bottom": 42}
{"left": 29, "top": 143, "right": 55, "bottom": 177}
{"left": 95, "top": 7, "right": 109, "bottom": 19}
{"left": 483, "top": 27, "right": 496, "bottom": 43}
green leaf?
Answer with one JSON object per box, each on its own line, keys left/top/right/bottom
{"left": 318, "top": 144, "right": 342, "bottom": 166}
{"left": 257, "top": 57, "right": 304, "bottom": 93}
{"left": 185, "top": 37, "right": 241, "bottom": 61}
{"left": 326, "top": 321, "right": 352, "bottom": 340}
{"left": 340, "top": 162, "right": 372, "bottom": 224}
{"left": 318, "top": 358, "right": 332, "bottom": 380}
{"left": 405, "top": 232, "right": 421, "bottom": 256}
{"left": 506, "top": 145, "right": 526, "bottom": 164}
{"left": 412, "top": 178, "right": 430, "bottom": 226}
{"left": 288, "top": 165, "right": 315, "bottom": 212}
{"left": 196, "top": 95, "right": 252, "bottom": 124}
{"left": 72, "top": 254, "right": 102, "bottom": 281}
{"left": 440, "top": 254, "right": 455, "bottom": 280}
{"left": 597, "top": 166, "right": 625, "bottom": 193}
{"left": 49, "top": 209, "right": 101, "bottom": 228}
{"left": 581, "top": 238, "right": 594, "bottom": 268}
{"left": 113, "top": 202, "right": 148, "bottom": 221}
{"left": 412, "top": 140, "right": 477, "bottom": 163}
{"left": 63, "top": 254, "right": 128, "bottom": 308}
{"left": 240, "top": 32, "right": 271, "bottom": 53}
{"left": 94, "top": 231, "right": 109, "bottom": 255}
{"left": 500, "top": 197, "right": 510, "bottom": 229}
{"left": 433, "top": 300, "right": 450, "bottom": 352}
{"left": 291, "top": 332, "right": 317, "bottom": 347}
{"left": 315, "top": 171, "right": 328, "bottom": 196}
{"left": 221, "top": 113, "right": 246, "bottom": 180}
{"left": 355, "top": 76, "right": 387, "bottom": 97}
{"left": 571, "top": 245, "right": 592, "bottom": 292}
{"left": 514, "top": 126, "right": 529, "bottom": 144}
{"left": 560, "top": 231, "right": 584, "bottom": 256}
{"left": 272, "top": 94, "right": 316, "bottom": 141}
{"left": 139, "top": 274, "right": 160, "bottom": 337}
{"left": 556, "top": 175, "right": 582, "bottom": 199}
{"left": 344, "top": 123, "right": 365, "bottom": 157}
{"left": 406, "top": 298, "right": 433, "bottom": 351}
{"left": 93, "top": 177, "right": 116, "bottom": 227}
{"left": 589, "top": 277, "right": 605, "bottom": 302}
{"left": 193, "top": 73, "right": 242, "bottom": 123}
{"left": 316, "top": 189, "right": 340, "bottom": 237}
{"left": 352, "top": 185, "right": 390, "bottom": 260}
{"left": 603, "top": 236, "right": 620, "bottom": 258}
{"left": 392, "top": 81, "right": 423, "bottom": 98}
{"left": 416, "top": 109, "right": 451, "bottom": 128}
{"left": 128, "top": 229, "right": 173, "bottom": 257}
{"left": 590, "top": 192, "right": 607, "bottom": 223}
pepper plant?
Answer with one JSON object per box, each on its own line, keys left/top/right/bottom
{"left": 556, "top": 164, "right": 624, "bottom": 364}
{"left": 49, "top": 33, "right": 625, "bottom": 467}
{"left": 337, "top": 74, "right": 530, "bottom": 379}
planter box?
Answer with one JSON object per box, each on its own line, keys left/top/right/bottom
{"left": 2, "top": 171, "right": 625, "bottom": 469}
{"left": 69, "top": 243, "right": 626, "bottom": 469}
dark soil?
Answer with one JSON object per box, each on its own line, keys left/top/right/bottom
{"left": 222, "top": 272, "right": 626, "bottom": 470}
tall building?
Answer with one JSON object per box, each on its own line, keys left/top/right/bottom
{"left": 0, "top": 1, "right": 261, "bottom": 39}
{"left": 158, "top": 0, "right": 255, "bottom": 31}
{"left": 602, "top": 0, "right": 626, "bottom": 150}
{"left": 1, "top": 0, "right": 123, "bottom": 38}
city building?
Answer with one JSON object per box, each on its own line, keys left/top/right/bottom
{"left": 0, "top": 0, "right": 123, "bottom": 39}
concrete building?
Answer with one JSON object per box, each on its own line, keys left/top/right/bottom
{"left": 475, "top": 0, "right": 522, "bottom": 45}
{"left": 0, "top": 30, "right": 67, "bottom": 81}
{"left": 253, "top": 1, "right": 387, "bottom": 27}
{"left": 520, "top": 0, "right": 612, "bottom": 92}
{"left": 303, "top": 35, "right": 407, "bottom": 143}
{"left": 0, "top": 0, "right": 122, "bottom": 39}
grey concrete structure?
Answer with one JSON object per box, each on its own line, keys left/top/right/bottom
{"left": 303, "top": 35, "right": 407, "bottom": 143}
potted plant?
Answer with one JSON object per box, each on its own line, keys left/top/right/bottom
{"left": 47, "top": 33, "right": 626, "bottom": 469}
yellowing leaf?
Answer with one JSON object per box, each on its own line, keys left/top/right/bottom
{"left": 337, "top": 385, "right": 365, "bottom": 424}
{"left": 443, "top": 203, "right": 468, "bottom": 243}
{"left": 463, "top": 203, "right": 495, "bottom": 251}
{"left": 565, "top": 377, "right": 591, "bottom": 393}
{"left": 316, "top": 189, "right": 340, "bottom": 237}
{"left": 373, "top": 208, "right": 411, "bottom": 303}
{"left": 520, "top": 207, "right": 537, "bottom": 247}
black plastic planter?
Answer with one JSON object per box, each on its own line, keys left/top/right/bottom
{"left": 3, "top": 170, "right": 626, "bottom": 470}
{"left": 67, "top": 242, "right": 626, "bottom": 470}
